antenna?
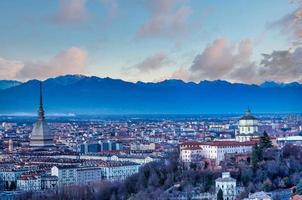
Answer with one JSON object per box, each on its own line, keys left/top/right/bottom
{"left": 38, "top": 81, "right": 45, "bottom": 120}
{"left": 39, "top": 81, "right": 43, "bottom": 109}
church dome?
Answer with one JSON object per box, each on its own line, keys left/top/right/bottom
{"left": 240, "top": 109, "right": 257, "bottom": 120}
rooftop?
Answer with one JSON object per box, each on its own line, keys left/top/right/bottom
{"left": 240, "top": 109, "right": 257, "bottom": 120}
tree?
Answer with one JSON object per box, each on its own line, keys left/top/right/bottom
{"left": 260, "top": 131, "right": 272, "bottom": 149}
{"left": 252, "top": 144, "right": 263, "bottom": 169}
{"left": 217, "top": 188, "right": 223, "bottom": 200}
{"left": 10, "top": 181, "right": 16, "bottom": 191}
{"left": 240, "top": 167, "right": 253, "bottom": 186}
{"left": 262, "top": 178, "right": 273, "bottom": 192}
{"left": 5, "top": 181, "right": 9, "bottom": 190}
{"left": 189, "top": 163, "right": 197, "bottom": 170}
{"left": 296, "top": 181, "right": 302, "bottom": 195}
{"left": 148, "top": 170, "right": 160, "bottom": 188}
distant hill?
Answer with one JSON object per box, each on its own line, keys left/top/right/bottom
{"left": 260, "top": 81, "right": 302, "bottom": 88}
{"left": 0, "top": 75, "right": 301, "bottom": 114}
{"left": 0, "top": 80, "right": 22, "bottom": 90}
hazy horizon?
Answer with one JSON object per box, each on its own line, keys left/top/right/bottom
{"left": 2, "top": 73, "right": 302, "bottom": 85}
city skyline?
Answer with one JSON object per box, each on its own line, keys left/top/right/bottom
{"left": 0, "top": 1, "right": 301, "bottom": 199}
{"left": 0, "top": 0, "right": 301, "bottom": 83}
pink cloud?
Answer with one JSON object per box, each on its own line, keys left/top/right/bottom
{"left": 0, "top": 47, "right": 89, "bottom": 81}
{"left": 53, "top": 0, "right": 88, "bottom": 24}
{"left": 0, "top": 58, "right": 23, "bottom": 80}
{"left": 137, "top": 0, "right": 192, "bottom": 39}
{"left": 189, "top": 38, "right": 254, "bottom": 81}
{"left": 15, "top": 47, "right": 88, "bottom": 81}
{"left": 171, "top": 38, "right": 258, "bottom": 83}
{"left": 172, "top": 37, "right": 302, "bottom": 84}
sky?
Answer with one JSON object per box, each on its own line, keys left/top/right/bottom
{"left": 0, "top": 0, "right": 301, "bottom": 84}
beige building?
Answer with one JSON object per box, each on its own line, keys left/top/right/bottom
{"left": 180, "top": 140, "right": 256, "bottom": 165}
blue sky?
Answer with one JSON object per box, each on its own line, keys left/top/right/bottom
{"left": 0, "top": 0, "right": 301, "bottom": 83}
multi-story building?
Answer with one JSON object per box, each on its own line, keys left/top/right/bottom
{"left": 99, "top": 162, "right": 140, "bottom": 181}
{"left": 17, "top": 174, "right": 41, "bottom": 191}
{"left": 180, "top": 140, "right": 256, "bottom": 165}
{"left": 100, "top": 141, "right": 123, "bottom": 151}
{"left": 179, "top": 141, "right": 203, "bottom": 150}
{"left": 76, "top": 166, "right": 102, "bottom": 185}
{"left": 79, "top": 141, "right": 123, "bottom": 154}
{"left": 110, "top": 155, "right": 155, "bottom": 165}
{"left": 41, "top": 175, "right": 58, "bottom": 190}
{"left": 180, "top": 146, "right": 203, "bottom": 163}
{"left": 130, "top": 142, "right": 156, "bottom": 152}
{"left": 51, "top": 165, "right": 77, "bottom": 187}
{"left": 215, "top": 172, "right": 237, "bottom": 200}
{"left": 0, "top": 167, "right": 31, "bottom": 190}
{"left": 277, "top": 136, "right": 302, "bottom": 147}
{"left": 180, "top": 110, "right": 259, "bottom": 165}
{"left": 51, "top": 162, "right": 139, "bottom": 186}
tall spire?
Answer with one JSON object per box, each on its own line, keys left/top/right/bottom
{"left": 39, "top": 81, "right": 43, "bottom": 108}
{"left": 38, "top": 81, "right": 45, "bottom": 120}
{"left": 30, "top": 80, "right": 54, "bottom": 148}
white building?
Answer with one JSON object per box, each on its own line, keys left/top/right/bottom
{"left": 51, "top": 165, "right": 102, "bottom": 186}
{"left": 236, "top": 109, "right": 259, "bottom": 142}
{"left": 99, "top": 162, "right": 140, "bottom": 181}
{"left": 180, "top": 140, "right": 256, "bottom": 165}
{"left": 180, "top": 146, "right": 203, "bottom": 163}
{"left": 215, "top": 172, "right": 236, "bottom": 200}
{"left": 110, "top": 155, "right": 155, "bottom": 165}
{"left": 51, "top": 162, "right": 140, "bottom": 186}
{"left": 51, "top": 165, "right": 77, "bottom": 187}
{"left": 17, "top": 174, "right": 41, "bottom": 191}
{"left": 0, "top": 167, "right": 31, "bottom": 190}
{"left": 130, "top": 142, "right": 156, "bottom": 152}
{"left": 76, "top": 166, "right": 102, "bottom": 185}
{"left": 277, "top": 136, "right": 302, "bottom": 147}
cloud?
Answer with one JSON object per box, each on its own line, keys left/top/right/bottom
{"left": 184, "top": 38, "right": 254, "bottom": 82}
{"left": 17, "top": 47, "right": 87, "bottom": 80}
{"left": 172, "top": 37, "right": 302, "bottom": 84}
{"left": 269, "top": 1, "right": 302, "bottom": 46}
{"left": 137, "top": 0, "right": 192, "bottom": 39}
{"left": 0, "top": 58, "right": 23, "bottom": 80}
{"left": 0, "top": 47, "right": 88, "bottom": 81}
{"left": 172, "top": 67, "right": 192, "bottom": 81}
{"left": 53, "top": 0, "right": 88, "bottom": 24}
{"left": 52, "top": 0, "right": 120, "bottom": 25}
{"left": 259, "top": 47, "right": 302, "bottom": 82}
{"left": 133, "top": 52, "right": 171, "bottom": 73}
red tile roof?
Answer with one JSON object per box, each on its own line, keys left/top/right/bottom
{"left": 180, "top": 140, "right": 258, "bottom": 148}
{"left": 182, "top": 146, "right": 202, "bottom": 150}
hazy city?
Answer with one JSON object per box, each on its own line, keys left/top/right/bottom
{"left": 0, "top": 0, "right": 302, "bottom": 200}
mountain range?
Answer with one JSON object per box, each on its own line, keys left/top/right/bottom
{"left": 0, "top": 75, "right": 301, "bottom": 115}
{"left": 0, "top": 80, "right": 21, "bottom": 90}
